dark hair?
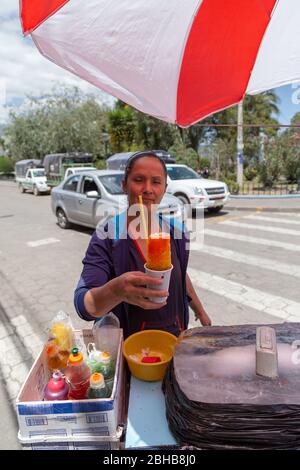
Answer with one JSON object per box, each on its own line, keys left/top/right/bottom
{"left": 124, "top": 151, "right": 167, "bottom": 182}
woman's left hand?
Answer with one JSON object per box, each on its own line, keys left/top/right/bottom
{"left": 194, "top": 308, "right": 212, "bottom": 326}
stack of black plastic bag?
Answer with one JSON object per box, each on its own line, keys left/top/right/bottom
{"left": 163, "top": 323, "right": 300, "bottom": 450}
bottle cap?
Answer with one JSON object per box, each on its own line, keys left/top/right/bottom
{"left": 101, "top": 351, "right": 111, "bottom": 364}
{"left": 87, "top": 343, "right": 102, "bottom": 361}
{"left": 68, "top": 347, "right": 83, "bottom": 364}
{"left": 90, "top": 372, "right": 105, "bottom": 388}
{"left": 48, "top": 371, "right": 66, "bottom": 392}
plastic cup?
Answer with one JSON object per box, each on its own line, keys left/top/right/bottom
{"left": 144, "top": 263, "right": 173, "bottom": 303}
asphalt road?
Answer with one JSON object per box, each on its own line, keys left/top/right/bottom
{"left": 1, "top": 180, "right": 300, "bottom": 449}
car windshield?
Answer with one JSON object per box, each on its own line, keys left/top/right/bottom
{"left": 32, "top": 170, "right": 45, "bottom": 177}
{"left": 167, "top": 166, "right": 201, "bottom": 180}
{"left": 98, "top": 174, "right": 124, "bottom": 195}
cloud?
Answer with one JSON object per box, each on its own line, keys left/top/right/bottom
{"left": 0, "top": 1, "right": 113, "bottom": 124}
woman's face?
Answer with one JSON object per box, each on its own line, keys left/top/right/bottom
{"left": 123, "top": 156, "right": 167, "bottom": 209}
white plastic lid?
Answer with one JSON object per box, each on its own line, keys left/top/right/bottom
{"left": 101, "top": 351, "right": 111, "bottom": 364}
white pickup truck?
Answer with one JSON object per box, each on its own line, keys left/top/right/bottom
{"left": 165, "top": 164, "right": 230, "bottom": 213}
{"left": 17, "top": 168, "right": 51, "bottom": 196}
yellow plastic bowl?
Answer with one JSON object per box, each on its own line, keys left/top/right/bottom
{"left": 123, "top": 330, "right": 177, "bottom": 381}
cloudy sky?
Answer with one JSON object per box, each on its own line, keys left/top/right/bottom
{"left": 1, "top": 1, "right": 300, "bottom": 127}
{"left": 0, "top": 0, "right": 112, "bottom": 125}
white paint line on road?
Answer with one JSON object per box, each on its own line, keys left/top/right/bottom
{"left": 245, "top": 214, "right": 300, "bottom": 226}
{"left": 221, "top": 220, "right": 300, "bottom": 237}
{"left": 188, "top": 268, "right": 300, "bottom": 321}
{"left": 190, "top": 243, "right": 300, "bottom": 278}
{"left": 27, "top": 238, "right": 60, "bottom": 248}
{"left": 204, "top": 228, "right": 300, "bottom": 253}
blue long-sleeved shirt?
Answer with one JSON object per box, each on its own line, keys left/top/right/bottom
{"left": 74, "top": 212, "right": 190, "bottom": 338}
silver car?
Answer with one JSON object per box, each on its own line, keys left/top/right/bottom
{"left": 51, "top": 170, "right": 183, "bottom": 229}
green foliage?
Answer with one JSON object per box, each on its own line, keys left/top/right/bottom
{"left": 258, "top": 143, "right": 282, "bottom": 188}
{"left": 198, "top": 157, "right": 211, "bottom": 171}
{"left": 108, "top": 106, "right": 136, "bottom": 152}
{"left": 95, "top": 158, "right": 106, "bottom": 170}
{"left": 5, "top": 86, "right": 109, "bottom": 161}
{"left": 244, "top": 167, "right": 258, "bottom": 181}
{"left": 222, "top": 177, "right": 239, "bottom": 194}
{"left": 2, "top": 86, "right": 283, "bottom": 189}
{"left": 209, "top": 138, "right": 236, "bottom": 179}
{"left": 168, "top": 142, "right": 199, "bottom": 169}
{"left": 0, "top": 156, "right": 14, "bottom": 173}
{"left": 276, "top": 115, "right": 300, "bottom": 183}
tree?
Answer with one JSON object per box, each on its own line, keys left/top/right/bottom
{"left": 276, "top": 112, "right": 300, "bottom": 182}
{"left": 168, "top": 141, "right": 199, "bottom": 169}
{"left": 5, "top": 85, "right": 109, "bottom": 161}
{"left": 108, "top": 100, "right": 179, "bottom": 152}
{"left": 258, "top": 138, "right": 282, "bottom": 187}
{"left": 108, "top": 104, "right": 136, "bottom": 152}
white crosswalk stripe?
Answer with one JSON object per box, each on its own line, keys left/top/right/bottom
{"left": 186, "top": 212, "right": 300, "bottom": 325}
{"left": 221, "top": 220, "right": 300, "bottom": 237}
{"left": 245, "top": 214, "right": 300, "bottom": 226}
{"left": 190, "top": 243, "right": 300, "bottom": 278}
{"left": 204, "top": 228, "right": 300, "bottom": 253}
{"left": 27, "top": 238, "right": 60, "bottom": 247}
{"left": 188, "top": 268, "right": 300, "bottom": 322}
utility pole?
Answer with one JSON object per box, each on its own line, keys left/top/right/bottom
{"left": 259, "top": 128, "right": 265, "bottom": 163}
{"left": 237, "top": 101, "right": 244, "bottom": 188}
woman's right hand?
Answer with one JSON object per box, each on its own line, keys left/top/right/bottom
{"left": 113, "top": 271, "right": 169, "bottom": 309}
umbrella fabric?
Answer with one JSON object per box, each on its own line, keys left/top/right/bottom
{"left": 20, "top": 0, "right": 300, "bottom": 126}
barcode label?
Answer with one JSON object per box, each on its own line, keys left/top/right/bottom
{"left": 86, "top": 413, "right": 108, "bottom": 424}
{"left": 72, "top": 426, "right": 109, "bottom": 437}
{"left": 25, "top": 417, "right": 48, "bottom": 427}
{"left": 56, "top": 416, "right": 77, "bottom": 423}
{"left": 31, "top": 443, "right": 70, "bottom": 450}
{"left": 74, "top": 442, "right": 113, "bottom": 450}
{"left": 29, "top": 428, "right": 67, "bottom": 438}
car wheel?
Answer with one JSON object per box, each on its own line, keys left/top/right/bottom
{"left": 56, "top": 208, "right": 70, "bottom": 229}
{"left": 175, "top": 194, "right": 192, "bottom": 218}
{"left": 19, "top": 184, "right": 25, "bottom": 193}
{"left": 33, "top": 186, "right": 40, "bottom": 196}
{"left": 207, "top": 205, "right": 223, "bottom": 214}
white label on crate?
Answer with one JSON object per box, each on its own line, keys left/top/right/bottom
{"left": 71, "top": 426, "right": 110, "bottom": 437}
{"left": 73, "top": 442, "right": 113, "bottom": 450}
{"left": 56, "top": 416, "right": 77, "bottom": 423}
{"left": 26, "top": 417, "right": 48, "bottom": 427}
{"left": 29, "top": 429, "right": 67, "bottom": 438}
{"left": 31, "top": 443, "right": 70, "bottom": 450}
{"left": 86, "top": 413, "right": 108, "bottom": 424}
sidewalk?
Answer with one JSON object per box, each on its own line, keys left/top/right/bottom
{"left": 226, "top": 195, "right": 300, "bottom": 212}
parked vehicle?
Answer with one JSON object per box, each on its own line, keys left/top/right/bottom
{"left": 15, "top": 159, "right": 43, "bottom": 177}
{"left": 51, "top": 170, "right": 183, "bottom": 229}
{"left": 64, "top": 166, "right": 97, "bottom": 180}
{"left": 106, "top": 152, "right": 230, "bottom": 213}
{"left": 106, "top": 150, "right": 175, "bottom": 170}
{"left": 43, "top": 152, "right": 94, "bottom": 187}
{"left": 15, "top": 160, "right": 50, "bottom": 195}
{"left": 165, "top": 164, "right": 230, "bottom": 213}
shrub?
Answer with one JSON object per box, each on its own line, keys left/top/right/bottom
{"left": 0, "top": 156, "right": 14, "bottom": 173}
{"left": 244, "top": 167, "right": 258, "bottom": 181}
{"left": 223, "top": 177, "right": 239, "bottom": 194}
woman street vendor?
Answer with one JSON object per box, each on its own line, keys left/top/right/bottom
{"left": 74, "top": 151, "right": 211, "bottom": 338}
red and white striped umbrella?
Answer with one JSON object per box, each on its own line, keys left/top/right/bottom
{"left": 20, "top": 0, "right": 300, "bottom": 126}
